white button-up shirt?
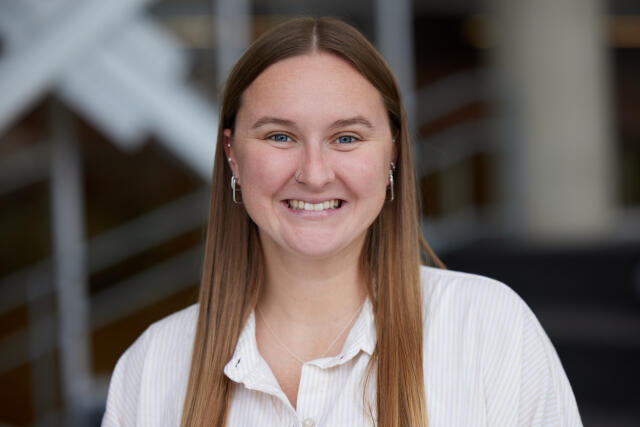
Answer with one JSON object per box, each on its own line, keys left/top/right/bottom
{"left": 102, "top": 267, "right": 583, "bottom": 426}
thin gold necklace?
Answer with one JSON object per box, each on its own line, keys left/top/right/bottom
{"left": 256, "top": 301, "right": 364, "bottom": 364}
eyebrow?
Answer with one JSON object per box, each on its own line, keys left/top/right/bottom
{"left": 250, "top": 116, "right": 374, "bottom": 131}
{"left": 328, "top": 116, "right": 374, "bottom": 130}
{"left": 251, "top": 116, "right": 298, "bottom": 130}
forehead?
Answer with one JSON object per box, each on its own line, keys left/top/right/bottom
{"left": 236, "top": 53, "right": 389, "bottom": 129}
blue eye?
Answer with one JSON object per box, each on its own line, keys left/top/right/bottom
{"left": 269, "top": 134, "right": 291, "bottom": 143}
{"left": 337, "top": 135, "right": 356, "bottom": 144}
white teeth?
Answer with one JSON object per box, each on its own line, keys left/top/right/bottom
{"left": 288, "top": 199, "right": 341, "bottom": 211}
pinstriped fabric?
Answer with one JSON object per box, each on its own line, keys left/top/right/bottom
{"left": 223, "top": 302, "right": 376, "bottom": 426}
{"left": 102, "top": 267, "right": 582, "bottom": 426}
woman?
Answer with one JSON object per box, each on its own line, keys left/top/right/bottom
{"left": 103, "top": 17, "right": 581, "bottom": 426}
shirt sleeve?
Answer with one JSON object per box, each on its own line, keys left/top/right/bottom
{"left": 517, "top": 305, "right": 583, "bottom": 427}
{"left": 101, "top": 329, "right": 151, "bottom": 427}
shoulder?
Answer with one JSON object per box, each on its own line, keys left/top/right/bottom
{"left": 121, "top": 302, "right": 199, "bottom": 376}
{"left": 419, "top": 265, "right": 525, "bottom": 321}
{"left": 419, "top": 265, "right": 528, "bottom": 363}
{"left": 127, "top": 303, "right": 199, "bottom": 364}
{"left": 144, "top": 303, "right": 199, "bottom": 347}
{"left": 418, "top": 266, "right": 582, "bottom": 426}
{"left": 419, "top": 265, "right": 532, "bottom": 364}
{"left": 102, "top": 304, "right": 199, "bottom": 426}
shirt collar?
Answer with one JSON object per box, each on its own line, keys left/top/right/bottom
{"left": 310, "top": 298, "right": 376, "bottom": 369}
{"left": 223, "top": 312, "right": 284, "bottom": 397}
{"left": 224, "top": 298, "right": 377, "bottom": 381}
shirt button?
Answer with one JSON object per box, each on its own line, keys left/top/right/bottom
{"left": 302, "top": 418, "right": 315, "bottom": 427}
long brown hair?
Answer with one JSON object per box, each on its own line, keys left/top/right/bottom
{"left": 180, "top": 17, "right": 442, "bottom": 427}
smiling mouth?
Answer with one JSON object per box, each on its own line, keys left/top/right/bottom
{"left": 286, "top": 199, "right": 343, "bottom": 211}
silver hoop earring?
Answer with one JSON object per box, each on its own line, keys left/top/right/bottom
{"left": 388, "top": 163, "right": 395, "bottom": 202}
{"left": 231, "top": 175, "right": 242, "bottom": 204}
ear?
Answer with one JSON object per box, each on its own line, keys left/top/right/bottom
{"left": 391, "top": 132, "right": 399, "bottom": 165}
{"left": 223, "top": 129, "right": 238, "bottom": 178}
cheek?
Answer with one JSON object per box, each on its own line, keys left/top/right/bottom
{"left": 339, "top": 152, "right": 389, "bottom": 198}
{"left": 236, "top": 148, "right": 292, "bottom": 205}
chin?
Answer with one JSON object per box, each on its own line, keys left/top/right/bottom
{"left": 286, "top": 243, "right": 342, "bottom": 259}
{"left": 282, "top": 236, "right": 351, "bottom": 259}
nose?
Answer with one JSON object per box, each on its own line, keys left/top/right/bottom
{"left": 296, "top": 143, "right": 335, "bottom": 189}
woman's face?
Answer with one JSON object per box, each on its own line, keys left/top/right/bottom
{"left": 226, "top": 53, "right": 395, "bottom": 260}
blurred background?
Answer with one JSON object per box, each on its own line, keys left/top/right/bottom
{"left": 0, "top": 0, "right": 638, "bottom": 425}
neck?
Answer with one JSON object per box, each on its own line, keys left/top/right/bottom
{"left": 258, "top": 238, "right": 367, "bottom": 326}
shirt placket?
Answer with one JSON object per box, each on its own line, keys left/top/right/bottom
{"left": 295, "top": 363, "right": 325, "bottom": 427}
